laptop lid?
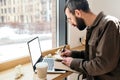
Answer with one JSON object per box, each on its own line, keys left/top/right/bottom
{"left": 27, "top": 37, "right": 43, "bottom": 72}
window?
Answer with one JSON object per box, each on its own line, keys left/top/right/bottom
{"left": 0, "top": 0, "right": 57, "bottom": 63}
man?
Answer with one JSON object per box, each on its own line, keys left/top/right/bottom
{"left": 61, "top": 0, "right": 120, "bottom": 80}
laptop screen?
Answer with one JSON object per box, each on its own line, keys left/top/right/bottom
{"left": 27, "top": 37, "right": 42, "bottom": 70}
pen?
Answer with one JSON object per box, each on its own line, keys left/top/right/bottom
{"left": 61, "top": 45, "right": 66, "bottom": 52}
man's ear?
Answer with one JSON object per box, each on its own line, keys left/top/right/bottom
{"left": 74, "top": 10, "right": 81, "bottom": 17}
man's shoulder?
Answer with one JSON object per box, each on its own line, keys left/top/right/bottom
{"left": 104, "top": 15, "right": 120, "bottom": 23}
{"left": 97, "top": 14, "right": 120, "bottom": 34}
{"left": 98, "top": 14, "right": 120, "bottom": 29}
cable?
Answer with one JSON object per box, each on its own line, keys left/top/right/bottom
{"left": 79, "top": 37, "right": 85, "bottom": 46}
{"left": 77, "top": 73, "right": 81, "bottom": 80}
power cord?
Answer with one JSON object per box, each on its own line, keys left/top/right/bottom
{"left": 77, "top": 73, "right": 81, "bottom": 80}
{"left": 79, "top": 37, "right": 85, "bottom": 46}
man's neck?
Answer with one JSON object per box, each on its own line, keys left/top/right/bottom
{"left": 83, "top": 12, "right": 97, "bottom": 27}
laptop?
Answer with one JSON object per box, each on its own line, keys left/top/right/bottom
{"left": 27, "top": 37, "right": 66, "bottom": 73}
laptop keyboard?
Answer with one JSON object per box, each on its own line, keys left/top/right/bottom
{"left": 43, "top": 58, "right": 54, "bottom": 71}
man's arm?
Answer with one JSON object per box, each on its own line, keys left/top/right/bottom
{"left": 71, "top": 50, "right": 86, "bottom": 59}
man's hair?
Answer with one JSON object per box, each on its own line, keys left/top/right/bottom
{"left": 64, "top": 0, "right": 90, "bottom": 14}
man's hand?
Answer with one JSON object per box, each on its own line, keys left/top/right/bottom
{"left": 61, "top": 49, "right": 72, "bottom": 57}
{"left": 62, "top": 57, "right": 73, "bottom": 67}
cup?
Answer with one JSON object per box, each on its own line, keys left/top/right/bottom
{"left": 36, "top": 62, "right": 48, "bottom": 80}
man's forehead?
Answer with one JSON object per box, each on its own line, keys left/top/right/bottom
{"left": 65, "top": 8, "right": 72, "bottom": 17}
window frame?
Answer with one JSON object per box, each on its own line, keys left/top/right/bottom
{"left": 57, "top": 0, "right": 67, "bottom": 46}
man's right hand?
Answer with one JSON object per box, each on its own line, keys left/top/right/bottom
{"left": 61, "top": 49, "right": 72, "bottom": 57}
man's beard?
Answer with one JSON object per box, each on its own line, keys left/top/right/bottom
{"left": 75, "top": 17, "right": 86, "bottom": 30}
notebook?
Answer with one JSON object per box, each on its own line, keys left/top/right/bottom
{"left": 27, "top": 37, "right": 66, "bottom": 73}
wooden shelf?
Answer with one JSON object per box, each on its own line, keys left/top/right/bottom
{"left": 71, "top": 45, "right": 85, "bottom": 51}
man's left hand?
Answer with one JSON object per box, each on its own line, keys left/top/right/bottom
{"left": 62, "top": 57, "right": 73, "bottom": 67}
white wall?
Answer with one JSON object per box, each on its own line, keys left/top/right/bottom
{"left": 88, "top": 0, "right": 120, "bottom": 19}
{"left": 68, "top": 24, "right": 86, "bottom": 48}
{"left": 68, "top": 0, "right": 120, "bottom": 48}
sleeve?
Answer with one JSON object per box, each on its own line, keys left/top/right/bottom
{"left": 71, "top": 50, "right": 86, "bottom": 59}
{"left": 70, "top": 21, "right": 120, "bottom": 76}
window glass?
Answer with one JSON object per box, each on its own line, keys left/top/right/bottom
{"left": 0, "top": 0, "right": 56, "bottom": 62}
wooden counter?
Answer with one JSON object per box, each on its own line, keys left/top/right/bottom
{"left": 0, "top": 45, "right": 85, "bottom": 80}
